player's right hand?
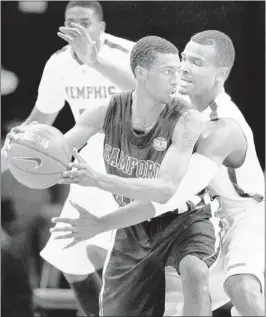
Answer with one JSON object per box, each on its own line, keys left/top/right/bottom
{"left": 57, "top": 23, "right": 98, "bottom": 66}
{"left": 3, "top": 121, "right": 38, "bottom": 153}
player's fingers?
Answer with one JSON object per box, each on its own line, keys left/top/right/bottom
{"left": 50, "top": 226, "right": 78, "bottom": 234}
{"left": 53, "top": 233, "right": 76, "bottom": 240}
{"left": 51, "top": 217, "right": 77, "bottom": 225}
{"left": 69, "top": 162, "right": 88, "bottom": 170}
{"left": 70, "top": 23, "right": 88, "bottom": 37}
{"left": 28, "top": 121, "right": 38, "bottom": 126}
{"left": 6, "top": 131, "right": 21, "bottom": 142}
{"left": 62, "top": 170, "right": 78, "bottom": 178}
{"left": 57, "top": 32, "right": 74, "bottom": 43}
{"left": 12, "top": 126, "right": 25, "bottom": 133}
{"left": 58, "top": 178, "right": 79, "bottom": 184}
{"left": 69, "top": 200, "right": 88, "bottom": 215}
{"left": 73, "top": 148, "right": 87, "bottom": 163}
{"left": 59, "top": 26, "right": 81, "bottom": 37}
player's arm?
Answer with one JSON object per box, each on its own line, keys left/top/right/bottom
{"left": 58, "top": 23, "right": 136, "bottom": 91}
{"left": 91, "top": 56, "right": 135, "bottom": 91}
{"left": 151, "top": 118, "right": 246, "bottom": 215}
{"left": 65, "top": 109, "right": 203, "bottom": 203}
{"left": 63, "top": 102, "right": 109, "bottom": 152}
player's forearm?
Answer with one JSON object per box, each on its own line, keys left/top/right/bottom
{"left": 64, "top": 125, "right": 95, "bottom": 153}
{"left": 94, "top": 172, "right": 176, "bottom": 203}
{"left": 101, "top": 200, "right": 155, "bottom": 231}
{"left": 92, "top": 58, "right": 135, "bottom": 91}
{"left": 23, "top": 108, "right": 59, "bottom": 126}
{"left": 151, "top": 153, "right": 219, "bottom": 216}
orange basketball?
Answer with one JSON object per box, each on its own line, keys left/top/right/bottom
{"left": 7, "top": 124, "right": 72, "bottom": 189}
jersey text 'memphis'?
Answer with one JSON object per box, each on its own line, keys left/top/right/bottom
{"left": 65, "top": 85, "right": 116, "bottom": 99}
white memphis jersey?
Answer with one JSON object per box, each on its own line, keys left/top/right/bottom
{"left": 35, "top": 33, "right": 135, "bottom": 121}
{"left": 201, "top": 91, "right": 265, "bottom": 216}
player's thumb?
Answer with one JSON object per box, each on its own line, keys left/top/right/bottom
{"left": 73, "top": 148, "right": 87, "bottom": 163}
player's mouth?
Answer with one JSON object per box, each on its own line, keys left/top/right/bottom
{"left": 179, "top": 77, "right": 192, "bottom": 85}
{"left": 179, "top": 77, "right": 192, "bottom": 87}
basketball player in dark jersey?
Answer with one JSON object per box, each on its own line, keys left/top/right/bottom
{"left": 45, "top": 36, "right": 218, "bottom": 316}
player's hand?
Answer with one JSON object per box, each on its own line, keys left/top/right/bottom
{"left": 50, "top": 200, "right": 107, "bottom": 249}
{"left": 59, "top": 148, "right": 98, "bottom": 186}
{"left": 58, "top": 23, "right": 98, "bottom": 65}
{"left": 3, "top": 121, "right": 38, "bottom": 154}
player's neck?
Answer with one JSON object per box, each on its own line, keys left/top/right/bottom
{"left": 190, "top": 86, "right": 224, "bottom": 112}
{"left": 132, "top": 89, "right": 165, "bottom": 123}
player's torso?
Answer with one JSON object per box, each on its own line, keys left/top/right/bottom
{"left": 103, "top": 91, "right": 188, "bottom": 206}
{"left": 201, "top": 92, "right": 265, "bottom": 216}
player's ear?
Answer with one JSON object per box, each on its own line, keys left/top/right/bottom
{"left": 216, "top": 67, "right": 229, "bottom": 82}
{"left": 135, "top": 66, "right": 146, "bottom": 79}
{"left": 100, "top": 21, "right": 106, "bottom": 33}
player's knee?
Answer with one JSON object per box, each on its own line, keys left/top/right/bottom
{"left": 64, "top": 272, "right": 88, "bottom": 284}
{"left": 224, "top": 274, "right": 262, "bottom": 300}
{"left": 86, "top": 244, "right": 107, "bottom": 270}
{"left": 179, "top": 255, "right": 209, "bottom": 290}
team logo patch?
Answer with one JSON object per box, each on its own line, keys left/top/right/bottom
{"left": 153, "top": 137, "right": 167, "bottom": 151}
{"left": 13, "top": 157, "right": 43, "bottom": 169}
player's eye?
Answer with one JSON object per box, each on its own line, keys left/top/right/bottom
{"left": 81, "top": 22, "right": 90, "bottom": 28}
{"left": 194, "top": 60, "right": 203, "bottom": 66}
{"left": 163, "top": 70, "right": 170, "bottom": 75}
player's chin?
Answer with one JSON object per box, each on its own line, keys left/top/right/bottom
{"left": 163, "top": 93, "right": 175, "bottom": 103}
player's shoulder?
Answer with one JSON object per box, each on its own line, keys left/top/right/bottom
{"left": 103, "top": 33, "right": 135, "bottom": 54}
{"left": 170, "top": 97, "right": 203, "bottom": 137}
{"left": 48, "top": 45, "right": 71, "bottom": 64}
{"left": 170, "top": 96, "right": 201, "bottom": 120}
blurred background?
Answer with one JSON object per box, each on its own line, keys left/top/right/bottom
{"left": 1, "top": 1, "right": 265, "bottom": 317}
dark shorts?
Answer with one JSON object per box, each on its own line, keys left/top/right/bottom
{"left": 100, "top": 205, "right": 217, "bottom": 316}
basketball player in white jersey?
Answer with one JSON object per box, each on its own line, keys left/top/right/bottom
{"left": 2, "top": 1, "right": 135, "bottom": 315}
{"left": 48, "top": 30, "right": 264, "bottom": 316}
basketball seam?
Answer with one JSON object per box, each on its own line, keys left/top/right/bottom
{"left": 9, "top": 163, "right": 64, "bottom": 176}
{"left": 12, "top": 142, "right": 69, "bottom": 169}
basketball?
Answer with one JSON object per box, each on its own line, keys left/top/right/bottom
{"left": 7, "top": 124, "right": 72, "bottom": 189}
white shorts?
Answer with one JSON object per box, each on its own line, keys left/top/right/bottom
{"left": 40, "top": 134, "right": 118, "bottom": 275}
{"left": 214, "top": 200, "right": 265, "bottom": 289}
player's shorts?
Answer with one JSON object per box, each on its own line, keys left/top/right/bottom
{"left": 40, "top": 134, "right": 118, "bottom": 275}
{"left": 100, "top": 204, "right": 218, "bottom": 316}
{"left": 210, "top": 199, "right": 265, "bottom": 292}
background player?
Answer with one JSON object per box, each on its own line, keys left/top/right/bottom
{"left": 2, "top": 1, "right": 135, "bottom": 315}
{"left": 51, "top": 30, "right": 264, "bottom": 316}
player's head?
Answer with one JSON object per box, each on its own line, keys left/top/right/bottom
{"left": 178, "top": 30, "right": 235, "bottom": 96}
{"left": 65, "top": 1, "right": 105, "bottom": 49}
{"left": 130, "top": 36, "right": 180, "bottom": 104}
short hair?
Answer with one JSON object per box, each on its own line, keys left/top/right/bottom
{"left": 191, "top": 30, "right": 235, "bottom": 70}
{"left": 130, "top": 36, "right": 179, "bottom": 77}
{"left": 65, "top": 1, "right": 103, "bottom": 21}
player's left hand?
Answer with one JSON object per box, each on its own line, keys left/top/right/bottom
{"left": 58, "top": 22, "right": 98, "bottom": 65}
{"left": 50, "top": 200, "right": 107, "bottom": 249}
{"left": 58, "top": 148, "right": 98, "bottom": 186}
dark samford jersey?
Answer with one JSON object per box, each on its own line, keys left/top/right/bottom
{"left": 103, "top": 90, "right": 190, "bottom": 207}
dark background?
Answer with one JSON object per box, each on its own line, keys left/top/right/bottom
{"left": 1, "top": 1, "right": 265, "bottom": 169}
